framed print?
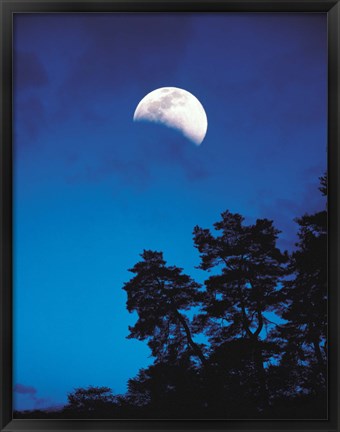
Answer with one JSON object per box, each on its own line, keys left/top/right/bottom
{"left": 1, "top": 1, "right": 339, "bottom": 431}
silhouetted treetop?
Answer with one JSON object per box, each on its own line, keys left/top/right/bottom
{"left": 273, "top": 177, "right": 327, "bottom": 394}
{"left": 118, "top": 177, "right": 327, "bottom": 419}
{"left": 14, "top": 174, "right": 328, "bottom": 420}
{"left": 192, "top": 210, "right": 290, "bottom": 409}
{"left": 193, "top": 211, "right": 288, "bottom": 342}
{"left": 124, "top": 250, "right": 206, "bottom": 365}
{"left": 65, "top": 386, "right": 116, "bottom": 414}
{"left": 125, "top": 250, "right": 202, "bottom": 314}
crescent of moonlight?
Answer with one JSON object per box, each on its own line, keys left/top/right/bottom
{"left": 133, "top": 87, "right": 208, "bottom": 146}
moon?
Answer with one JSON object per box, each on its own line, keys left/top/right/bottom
{"left": 133, "top": 87, "right": 208, "bottom": 146}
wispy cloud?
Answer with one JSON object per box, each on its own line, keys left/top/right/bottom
{"left": 14, "top": 383, "right": 55, "bottom": 410}
{"left": 14, "top": 383, "right": 37, "bottom": 395}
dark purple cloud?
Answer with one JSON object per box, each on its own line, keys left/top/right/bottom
{"left": 64, "top": 122, "right": 210, "bottom": 188}
{"left": 191, "top": 14, "right": 327, "bottom": 144}
{"left": 56, "top": 14, "right": 193, "bottom": 118}
{"left": 135, "top": 123, "right": 210, "bottom": 179}
{"left": 13, "top": 51, "right": 48, "bottom": 91}
{"left": 13, "top": 51, "right": 48, "bottom": 143}
{"left": 14, "top": 96, "right": 46, "bottom": 142}
{"left": 14, "top": 384, "right": 57, "bottom": 410}
{"left": 14, "top": 383, "right": 37, "bottom": 395}
{"left": 253, "top": 173, "right": 326, "bottom": 251}
{"left": 66, "top": 157, "right": 151, "bottom": 189}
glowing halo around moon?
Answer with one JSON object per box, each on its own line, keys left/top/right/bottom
{"left": 133, "top": 87, "right": 208, "bottom": 146}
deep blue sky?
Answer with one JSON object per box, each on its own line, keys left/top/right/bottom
{"left": 13, "top": 12, "right": 327, "bottom": 410}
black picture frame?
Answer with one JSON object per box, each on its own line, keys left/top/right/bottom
{"left": 1, "top": 1, "right": 339, "bottom": 431}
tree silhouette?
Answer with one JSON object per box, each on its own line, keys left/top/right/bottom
{"left": 63, "top": 386, "right": 116, "bottom": 416}
{"left": 14, "top": 177, "right": 328, "bottom": 420}
{"left": 124, "top": 250, "right": 207, "bottom": 366}
{"left": 126, "top": 360, "right": 206, "bottom": 418}
{"left": 193, "top": 211, "right": 288, "bottom": 409}
{"left": 274, "top": 177, "right": 327, "bottom": 396}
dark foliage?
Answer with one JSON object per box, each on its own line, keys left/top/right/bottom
{"left": 123, "top": 250, "right": 206, "bottom": 366}
{"left": 14, "top": 177, "right": 327, "bottom": 420}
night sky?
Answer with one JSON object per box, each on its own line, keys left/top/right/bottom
{"left": 13, "top": 12, "right": 327, "bottom": 410}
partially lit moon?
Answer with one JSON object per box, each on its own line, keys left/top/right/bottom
{"left": 133, "top": 87, "right": 208, "bottom": 146}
